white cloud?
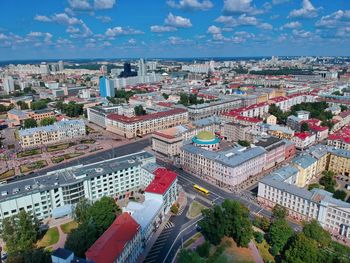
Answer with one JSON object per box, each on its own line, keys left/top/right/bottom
{"left": 150, "top": 25, "right": 177, "bottom": 33}
{"left": 34, "top": 15, "right": 52, "bottom": 22}
{"left": 165, "top": 13, "right": 192, "bottom": 28}
{"left": 66, "top": 26, "right": 80, "bottom": 34}
{"left": 96, "top": 15, "right": 112, "bottom": 23}
{"left": 281, "top": 21, "right": 302, "bottom": 29}
{"left": 128, "top": 38, "right": 136, "bottom": 45}
{"left": 0, "top": 33, "right": 9, "bottom": 40}
{"left": 67, "top": 0, "right": 116, "bottom": 10}
{"left": 101, "top": 41, "right": 112, "bottom": 47}
{"left": 316, "top": 10, "right": 350, "bottom": 28}
{"left": 51, "top": 13, "right": 81, "bottom": 26}
{"left": 223, "top": 0, "right": 262, "bottom": 15}
{"left": 258, "top": 22, "right": 273, "bottom": 30}
{"left": 167, "top": 0, "right": 213, "bottom": 11}
{"left": 94, "top": 0, "right": 116, "bottom": 10}
{"left": 207, "top": 25, "right": 224, "bottom": 40}
{"left": 167, "top": 36, "right": 192, "bottom": 45}
{"left": 289, "top": 0, "right": 318, "bottom": 19}
{"left": 272, "top": 0, "right": 290, "bottom": 4}
{"left": 105, "top": 27, "right": 144, "bottom": 37}
{"left": 68, "top": 0, "right": 92, "bottom": 10}
{"left": 292, "top": 29, "right": 312, "bottom": 38}
{"left": 215, "top": 14, "right": 258, "bottom": 27}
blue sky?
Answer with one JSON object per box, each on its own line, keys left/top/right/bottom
{"left": 0, "top": 0, "right": 349, "bottom": 60}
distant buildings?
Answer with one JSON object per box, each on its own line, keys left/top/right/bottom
{"left": 138, "top": 58, "right": 146, "bottom": 76}
{"left": 3, "top": 76, "right": 14, "bottom": 94}
{"left": 18, "top": 119, "right": 86, "bottom": 148}
{"left": 99, "top": 76, "right": 115, "bottom": 98}
{"left": 58, "top": 60, "right": 64, "bottom": 72}
{"left": 106, "top": 108, "right": 188, "bottom": 138}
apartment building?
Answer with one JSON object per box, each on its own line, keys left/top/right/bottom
{"left": 291, "top": 132, "right": 316, "bottom": 150}
{"left": 291, "top": 154, "right": 317, "bottom": 187}
{"left": 181, "top": 144, "right": 266, "bottom": 187}
{"left": 87, "top": 105, "right": 133, "bottom": 128}
{"left": 269, "top": 93, "right": 316, "bottom": 112}
{"left": 328, "top": 148, "right": 350, "bottom": 176}
{"left": 327, "top": 124, "right": 350, "bottom": 150}
{"left": 18, "top": 119, "right": 86, "bottom": 148}
{"left": 187, "top": 98, "right": 242, "bottom": 121}
{"left": 106, "top": 108, "right": 188, "bottom": 138}
{"left": 86, "top": 212, "right": 142, "bottom": 263}
{"left": 258, "top": 167, "right": 350, "bottom": 240}
{"left": 222, "top": 122, "right": 251, "bottom": 142}
{"left": 27, "top": 109, "right": 55, "bottom": 123}
{"left": 0, "top": 151, "right": 155, "bottom": 222}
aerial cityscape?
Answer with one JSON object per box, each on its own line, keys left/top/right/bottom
{"left": 1, "top": 0, "right": 350, "bottom": 263}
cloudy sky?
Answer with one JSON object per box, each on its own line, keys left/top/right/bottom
{"left": 0, "top": 0, "right": 349, "bottom": 60}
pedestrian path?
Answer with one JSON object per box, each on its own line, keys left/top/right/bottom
{"left": 164, "top": 221, "right": 175, "bottom": 230}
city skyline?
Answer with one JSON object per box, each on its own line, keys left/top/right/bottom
{"left": 0, "top": 0, "right": 349, "bottom": 60}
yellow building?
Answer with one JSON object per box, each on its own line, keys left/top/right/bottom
{"left": 328, "top": 149, "right": 350, "bottom": 176}
{"left": 292, "top": 155, "right": 317, "bottom": 187}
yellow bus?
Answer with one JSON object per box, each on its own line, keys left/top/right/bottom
{"left": 193, "top": 184, "right": 209, "bottom": 195}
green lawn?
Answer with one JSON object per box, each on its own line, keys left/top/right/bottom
{"left": 47, "top": 143, "right": 73, "bottom": 152}
{"left": 17, "top": 148, "right": 42, "bottom": 158}
{"left": 184, "top": 232, "right": 203, "bottom": 248}
{"left": 20, "top": 160, "right": 47, "bottom": 173}
{"left": 37, "top": 227, "right": 59, "bottom": 248}
{"left": 187, "top": 201, "right": 207, "bottom": 219}
{"left": 51, "top": 156, "right": 65, "bottom": 164}
{"left": 254, "top": 239, "right": 275, "bottom": 263}
{"left": 80, "top": 139, "right": 95, "bottom": 144}
{"left": 64, "top": 152, "right": 84, "bottom": 159}
{"left": 61, "top": 221, "right": 78, "bottom": 234}
{"left": 0, "top": 169, "right": 15, "bottom": 181}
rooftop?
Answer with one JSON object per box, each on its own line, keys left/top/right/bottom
{"left": 144, "top": 167, "right": 177, "bottom": 195}
{"left": 85, "top": 212, "right": 140, "bottom": 263}
{"left": 107, "top": 108, "right": 187, "bottom": 124}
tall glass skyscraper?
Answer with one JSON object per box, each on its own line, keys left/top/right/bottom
{"left": 99, "top": 76, "right": 115, "bottom": 98}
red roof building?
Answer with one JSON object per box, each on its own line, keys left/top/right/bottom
{"left": 145, "top": 168, "right": 177, "bottom": 195}
{"left": 86, "top": 213, "right": 141, "bottom": 263}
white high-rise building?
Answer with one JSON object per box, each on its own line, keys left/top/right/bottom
{"left": 40, "top": 62, "right": 50, "bottom": 75}
{"left": 3, "top": 76, "right": 15, "bottom": 94}
{"left": 100, "top": 65, "right": 108, "bottom": 75}
{"left": 58, "top": 60, "right": 64, "bottom": 71}
{"left": 138, "top": 58, "right": 146, "bottom": 76}
{"left": 147, "top": 61, "right": 157, "bottom": 71}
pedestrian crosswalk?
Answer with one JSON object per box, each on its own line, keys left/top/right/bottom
{"left": 164, "top": 221, "right": 175, "bottom": 229}
{"left": 143, "top": 221, "right": 175, "bottom": 263}
{"left": 177, "top": 205, "right": 185, "bottom": 216}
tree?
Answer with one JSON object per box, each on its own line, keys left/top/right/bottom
{"left": 196, "top": 241, "right": 210, "bottom": 258}
{"left": 301, "top": 122, "right": 309, "bottom": 132}
{"left": 31, "top": 100, "right": 48, "bottom": 110}
{"left": 6, "top": 249, "right": 51, "bottom": 263}
{"left": 16, "top": 101, "right": 29, "bottom": 110}
{"left": 73, "top": 198, "right": 92, "bottom": 224}
{"left": 1, "top": 210, "right": 40, "bottom": 254}
{"left": 302, "top": 220, "right": 331, "bottom": 247}
{"left": 199, "top": 206, "right": 226, "bottom": 245}
{"left": 272, "top": 204, "right": 288, "bottom": 220}
{"left": 87, "top": 196, "right": 120, "bottom": 233}
{"left": 40, "top": 117, "right": 56, "bottom": 126}
{"left": 340, "top": 105, "right": 348, "bottom": 112}
{"left": 308, "top": 183, "right": 321, "bottom": 191}
{"left": 23, "top": 118, "right": 37, "bottom": 129}
{"left": 267, "top": 219, "right": 293, "bottom": 255}
{"left": 134, "top": 105, "right": 146, "bottom": 116}
{"left": 178, "top": 249, "right": 204, "bottom": 263}
{"left": 238, "top": 140, "right": 250, "bottom": 147}
{"left": 253, "top": 216, "right": 270, "bottom": 232}
{"left": 333, "top": 190, "right": 347, "bottom": 201}
{"left": 162, "top": 93, "right": 169, "bottom": 100}
{"left": 319, "top": 171, "right": 336, "bottom": 193}
{"left": 283, "top": 233, "right": 318, "bottom": 263}
{"left": 268, "top": 104, "right": 287, "bottom": 124}
{"left": 170, "top": 204, "right": 179, "bottom": 214}
{"left": 65, "top": 220, "right": 99, "bottom": 258}
{"left": 254, "top": 231, "right": 264, "bottom": 244}
{"left": 179, "top": 93, "right": 189, "bottom": 106}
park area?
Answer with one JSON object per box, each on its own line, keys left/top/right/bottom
{"left": 0, "top": 168, "right": 15, "bottom": 181}
{"left": 187, "top": 200, "right": 207, "bottom": 219}
{"left": 20, "top": 160, "right": 47, "bottom": 173}
{"left": 47, "top": 143, "right": 74, "bottom": 152}
{"left": 36, "top": 227, "right": 59, "bottom": 248}
{"left": 61, "top": 221, "right": 78, "bottom": 234}
{"left": 17, "top": 148, "right": 42, "bottom": 158}
{"left": 51, "top": 152, "right": 84, "bottom": 163}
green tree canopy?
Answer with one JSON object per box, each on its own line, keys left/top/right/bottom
{"left": 73, "top": 198, "right": 92, "bottom": 224}
{"left": 40, "top": 117, "right": 56, "bottom": 126}
{"left": 237, "top": 140, "right": 250, "bottom": 147}
{"left": 333, "top": 190, "right": 347, "bottom": 201}
{"left": 301, "top": 122, "right": 309, "bottom": 132}
{"left": 178, "top": 249, "right": 204, "bottom": 263}
{"left": 268, "top": 218, "right": 293, "bottom": 255}
{"left": 1, "top": 210, "right": 40, "bottom": 254}
{"left": 31, "top": 100, "right": 48, "bottom": 110}
{"left": 134, "top": 105, "right": 146, "bottom": 116}
{"left": 283, "top": 233, "right": 318, "bottom": 263}
{"left": 6, "top": 249, "right": 51, "bottom": 263}
{"left": 302, "top": 220, "right": 331, "bottom": 247}
{"left": 65, "top": 220, "right": 99, "bottom": 258}
{"left": 272, "top": 204, "right": 288, "bottom": 220}
{"left": 162, "top": 93, "right": 169, "bottom": 100}
{"left": 23, "top": 118, "right": 37, "bottom": 129}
